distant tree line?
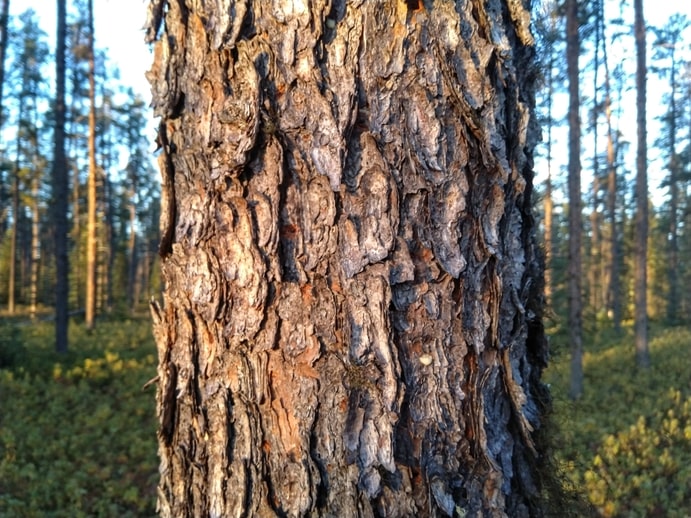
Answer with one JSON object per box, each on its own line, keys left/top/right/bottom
{"left": 534, "top": 0, "right": 690, "bottom": 395}
{"left": 0, "top": 0, "right": 160, "bottom": 351}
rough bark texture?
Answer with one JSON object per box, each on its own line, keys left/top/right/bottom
{"left": 147, "top": 1, "right": 548, "bottom": 516}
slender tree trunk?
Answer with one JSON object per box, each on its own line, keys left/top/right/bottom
{"left": 544, "top": 166, "right": 553, "bottom": 309}
{"left": 0, "top": 0, "right": 9, "bottom": 238}
{"left": 589, "top": 4, "right": 602, "bottom": 317}
{"left": 597, "top": 0, "right": 621, "bottom": 332}
{"left": 605, "top": 93, "right": 621, "bottom": 331}
{"left": 666, "top": 49, "right": 678, "bottom": 325}
{"left": 128, "top": 183, "right": 137, "bottom": 312}
{"left": 30, "top": 173, "right": 40, "bottom": 319}
{"left": 68, "top": 24, "right": 84, "bottom": 313}
{"left": 8, "top": 173, "right": 18, "bottom": 313}
{"left": 147, "top": 1, "right": 550, "bottom": 515}
{"left": 105, "top": 174, "right": 116, "bottom": 312}
{"left": 600, "top": 0, "right": 620, "bottom": 330}
{"left": 0, "top": 0, "right": 10, "bottom": 129}
{"left": 85, "top": 0, "right": 98, "bottom": 329}
{"left": 53, "top": 0, "right": 69, "bottom": 352}
{"left": 544, "top": 16, "right": 556, "bottom": 311}
{"left": 20, "top": 219, "right": 29, "bottom": 303}
{"left": 589, "top": 178, "right": 601, "bottom": 313}
{"left": 71, "top": 161, "right": 82, "bottom": 309}
{"left": 567, "top": 0, "right": 583, "bottom": 399}
{"left": 8, "top": 79, "right": 27, "bottom": 315}
{"left": 97, "top": 91, "right": 113, "bottom": 314}
{"left": 634, "top": 0, "right": 650, "bottom": 368}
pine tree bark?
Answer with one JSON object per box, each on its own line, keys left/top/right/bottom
{"left": 85, "top": 0, "right": 98, "bottom": 329}
{"left": 147, "top": 1, "right": 549, "bottom": 516}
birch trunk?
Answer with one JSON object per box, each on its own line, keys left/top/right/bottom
{"left": 147, "top": 1, "right": 549, "bottom": 515}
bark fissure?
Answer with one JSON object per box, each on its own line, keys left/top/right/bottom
{"left": 148, "top": 1, "right": 547, "bottom": 516}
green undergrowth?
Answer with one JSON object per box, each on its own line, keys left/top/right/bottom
{"left": 546, "top": 324, "right": 691, "bottom": 517}
{"left": 3, "top": 315, "right": 690, "bottom": 516}
{"left": 0, "top": 317, "right": 158, "bottom": 517}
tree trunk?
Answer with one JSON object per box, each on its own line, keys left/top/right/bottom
{"left": 665, "top": 46, "right": 678, "bottom": 325}
{"left": 104, "top": 173, "right": 116, "bottom": 312}
{"left": 8, "top": 76, "right": 27, "bottom": 315}
{"left": 147, "top": 1, "right": 549, "bottom": 516}
{"left": 543, "top": 11, "right": 557, "bottom": 312}
{"left": 604, "top": 91, "right": 621, "bottom": 332}
{"left": 30, "top": 173, "right": 40, "bottom": 319}
{"left": 53, "top": 0, "right": 69, "bottom": 352}
{"left": 598, "top": 0, "right": 620, "bottom": 332}
{"left": 8, "top": 173, "right": 18, "bottom": 314}
{"left": 128, "top": 178, "right": 138, "bottom": 312}
{"left": 634, "top": 0, "right": 649, "bottom": 368}
{"left": 588, "top": 5, "right": 601, "bottom": 318}
{"left": 0, "top": 0, "right": 10, "bottom": 129}
{"left": 71, "top": 161, "right": 82, "bottom": 310}
{"left": 566, "top": 0, "right": 583, "bottom": 399}
{"left": 85, "top": 0, "right": 98, "bottom": 329}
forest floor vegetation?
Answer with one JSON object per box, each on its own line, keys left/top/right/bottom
{"left": 546, "top": 322, "right": 691, "bottom": 516}
{"left": 1, "top": 316, "right": 690, "bottom": 516}
{"left": 0, "top": 316, "right": 158, "bottom": 517}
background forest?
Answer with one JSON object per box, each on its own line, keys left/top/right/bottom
{"left": 0, "top": 0, "right": 690, "bottom": 516}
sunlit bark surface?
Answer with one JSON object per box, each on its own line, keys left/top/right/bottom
{"left": 85, "top": 0, "right": 98, "bottom": 329}
{"left": 147, "top": 1, "right": 547, "bottom": 516}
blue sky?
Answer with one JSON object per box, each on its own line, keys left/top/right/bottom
{"left": 10, "top": 0, "right": 152, "bottom": 103}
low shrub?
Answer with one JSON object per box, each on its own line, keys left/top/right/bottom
{"left": 546, "top": 325, "right": 691, "bottom": 516}
{"left": 0, "top": 318, "right": 158, "bottom": 517}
